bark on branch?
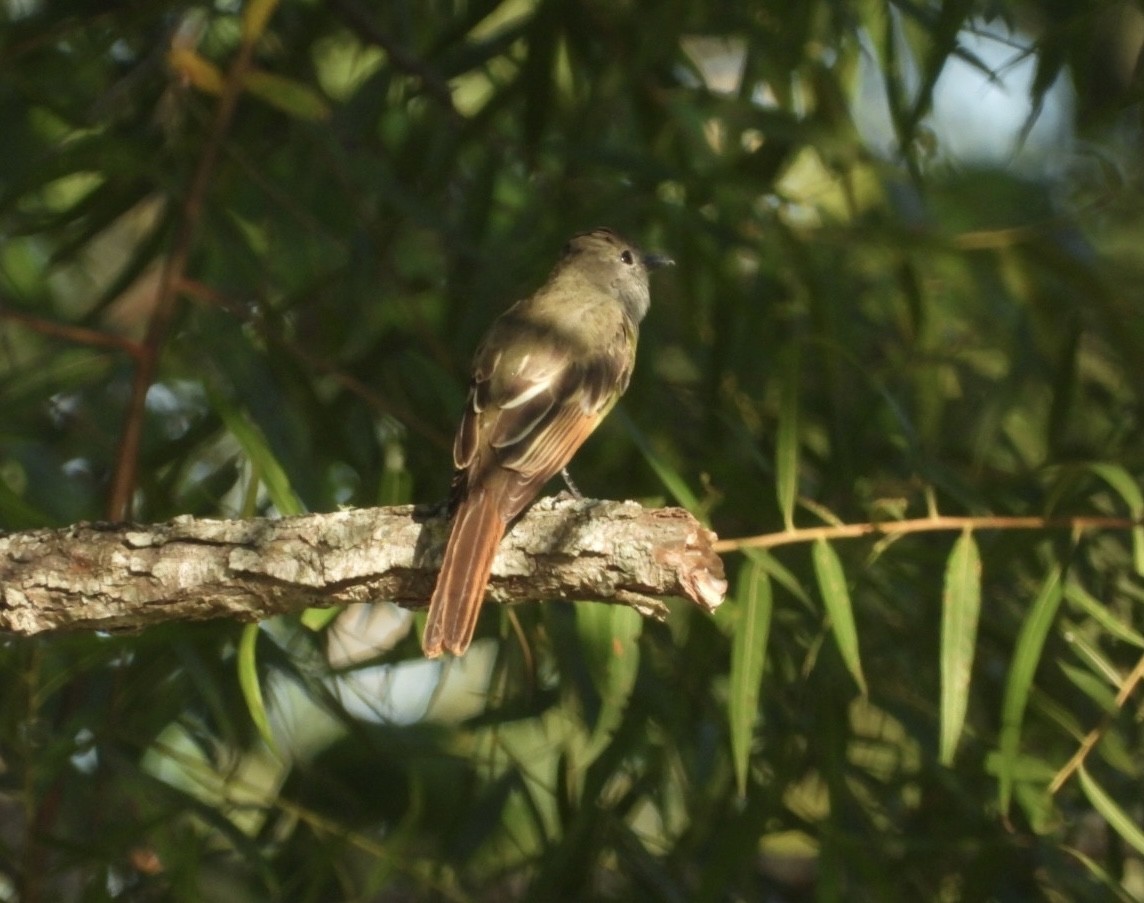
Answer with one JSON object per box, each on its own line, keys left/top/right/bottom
{"left": 0, "top": 498, "right": 727, "bottom": 636}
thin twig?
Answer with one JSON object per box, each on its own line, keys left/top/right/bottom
{"left": 1049, "top": 652, "right": 1144, "bottom": 795}
{"left": 106, "top": 28, "right": 261, "bottom": 520}
{"left": 0, "top": 307, "right": 144, "bottom": 359}
{"left": 712, "top": 514, "right": 1143, "bottom": 553}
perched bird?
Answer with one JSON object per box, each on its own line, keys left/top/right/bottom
{"left": 423, "top": 228, "right": 673, "bottom": 657}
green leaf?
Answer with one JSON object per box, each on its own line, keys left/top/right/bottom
{"left": 939, "top": 529, "right": 981, "bottom": 765}
{"left": 299, "top": 606, "right": 341, "bottom": 632}
{"left": 209, "top": 388, "right": 305, "bottom": 517}
{"left": 996, "top": 565, "right": 1063, "bottom": 814}
{"left": 0, "top": 470, "right": 51, "bottom": 529}
{"left": 1086, "top": 462, "right": 1144, "bottom": 575}
{"left": 237, "top": 624, "right": 277, "bottom": 753}
{"left": 727, "top": 561, "right": 772, "bottom": 797}
{"left": 619, "top": 410, "right": 703, "bottom": 515}
{"left": 244, "top": 71, "right": 331, "bottom": 122}
{"left": 168, "top": 47, "right": 225, "bottom": 94}
{"left": 576, "top": 603, "right": 642, "bottom": 762}
{"left": 1065, "top": 579, "right": 1144, "bottom": 649}
{"left": 1078, "top": 766, "right": 1144, "bottom": 859}
{"left": 775, "top": 347, "right": 800, "bottom": 531}
{"left": 378, "top": 439, "right": 414, "bottom": 506}
{"left": 746, "top": 548, "right": 815, "bottom": 613}
{"left": 1058, "top": 662, "right": 1117, "bottom": 713}
{"left": 242, "top": 0, "right": 280, "bottom": 43}
{"left": 812, "top": 538, "right": 866, "bottom": 695}
{"left": 1059, "top": 844, "right": 1139, "bottom": 902}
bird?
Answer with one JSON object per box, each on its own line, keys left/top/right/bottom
{"left": 422, "top": 227, "right": 673, "bottom": 657}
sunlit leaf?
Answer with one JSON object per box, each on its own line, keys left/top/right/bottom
{"left": 939, "top": 529, "right": 980, "bottom": 765}
{"left": 299, "top": 606, "right": 341, "bottom": 631}
{"left": 237, "top": 624, "right": 277, "bottom": 752}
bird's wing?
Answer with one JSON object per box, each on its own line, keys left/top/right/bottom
{"left": 452, "top": 319, "right": 633, "bottom": 518}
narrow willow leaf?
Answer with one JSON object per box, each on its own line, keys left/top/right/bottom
{"left": 1078, "top": 766, "right": 1144, "bottom": 858}
{"left": 1087, "top": 462, "right": 1144, "bottom": 511}
{"left": 242, "top": 0, "right": 280, "bottom": 43}
{"left": 1059, "top": 663, "right": 1117, "bottom": 713}
{"left": 775, "top": 348, "right": 801, "bottom": 531}
{"left": 1087, "top": 463, "right": 1144, "bottom": 575}
{"left": 168, "top": 48, "right": 225, "bottom": 94}
{"left": 1065, "top": 580, "right": 1144, "bottom": 649}
{"left": 996, "top": 565, "right": 1063, "bottom": 814}
{"left": 210, "top": 389, "right": 304, "bottom": 517}
{"left": 812, "top": 539, "right": 866, "bottom": 695}
{"left": 728, "top": 562, "right": 772, "bottom": 797}
{"left": 939, "top": 530, "right": 981, "bottom": 765}
{"left": 245, "top": 71, "right": 332, "bottom": 121}
{"left": 238, "top": 624, "right": 277, "bottom": 752}
{"left": 1059, "top": 845, "right": 1139, "bottom": 902}
{"left": 746, "top": 548, "right": 814, "bottom": 613}
{"left": 577, "top": 603, "right": 642, "bottom": 762}
{"left": 577, "top": 603, "right": 642, "bottom": 713}
{"left": 1064, "top": 631, "right": 1125, "bottom": 691}
{"left": 618, "top": 410, "right": 703, "bottom": 514}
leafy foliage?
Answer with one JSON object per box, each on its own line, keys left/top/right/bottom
{"left": 2, "top": 0, "right": 1144, "bottom": 899}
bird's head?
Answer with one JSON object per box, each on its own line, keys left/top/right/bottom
{"left": 559, "top": 228, "right": 673, "bottom": 323}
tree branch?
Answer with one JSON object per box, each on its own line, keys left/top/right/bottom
{"left": 713, "top": 513, "right": 1144, "bottom": 552}
{"left": 107, "top": 20, "right": 263, "bottom": 521}
{"left": 0, "top": 498, "right": 727, "bottom": 636}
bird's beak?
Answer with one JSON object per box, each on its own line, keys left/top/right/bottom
{"left": 643, "top": 252, "right": 675, "bottom": 270}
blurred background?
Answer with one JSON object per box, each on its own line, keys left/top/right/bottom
{"left": 3, "top": 0, "right": 1144, "bottom": 899}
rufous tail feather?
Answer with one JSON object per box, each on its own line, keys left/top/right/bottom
{"left": 423, "top": 490, "right": 505, "bottom": 657}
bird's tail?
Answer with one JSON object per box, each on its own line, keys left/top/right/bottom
{"left": 423, "top": 489, "right": 505, "bottom": 657}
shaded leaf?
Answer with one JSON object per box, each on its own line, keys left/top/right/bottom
{"left": 727, "top": 560, "right": 772, "bottom": 797}
{"left": 242, "top": 0, "right": 280, "bottom": 43}
{"left": 812, "top": 538, "right": 866, "bottom": 695}
{"left": 619, "top": 410, "right": 703, "bottom": 515}
{"left": 209, "top": 388, "right": 305, "bottom": 517}
{"left": 1065, "top": 579, "right": 1144, "bottom": 649}
{"left": 576, "top": 602, "right": 642, "bottom": 760}
{"left": 245, "top": 71, "right": 332, "bottom": 121}
{"left": 1086, "top": 463, "right": 1144, "bottom": 575}
{"left": 776, "top": 346, "right": 800, "bottom": 531}
{"left": 168, "top": 47, "right": 225, "bottom": 94}
{"left": 1078, "top": 766, "right": 1144, "bottom": 859}
{"left": 996, "top": 565, "right": 1063, "bottom": 814}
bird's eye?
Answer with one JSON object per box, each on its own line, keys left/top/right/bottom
{"left": 620, "top": 250, "right": 634, "bottom": 265}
